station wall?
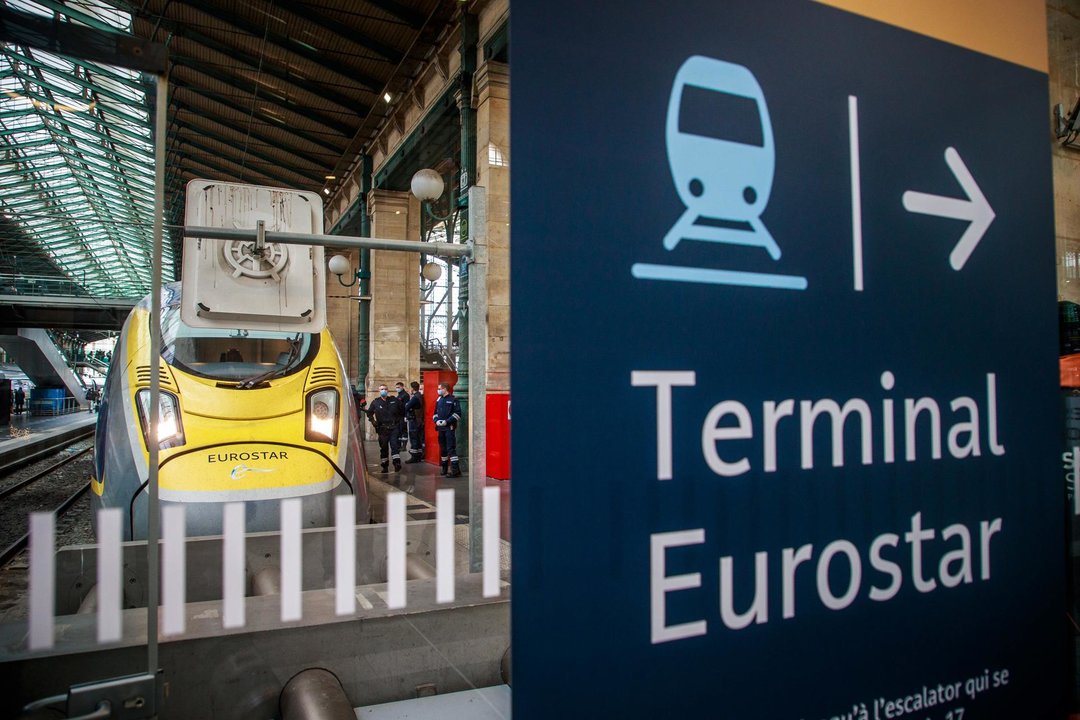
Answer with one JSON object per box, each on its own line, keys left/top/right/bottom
{"left": 1051, "top": 0, "right": 1080, "bottom": 302}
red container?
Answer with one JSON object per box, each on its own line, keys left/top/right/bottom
{"left": 418, "top": 372, "right": 511, "bottom": 479}
{"left": 486, "top": 392, "right": 511, "bottom": 480}
{"left": 422, "top": 370, "right": 457, "bottom": 464}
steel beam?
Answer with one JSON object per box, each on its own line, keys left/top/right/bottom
{"left": 0, "top": 4, "right": 166, "bottom": 73}
{"left": 279, "top": 4, "right": 404, "bottom": 64}
{"left": 170, "top": 56, "right": 360, "bottom": 137}
{"left": 359, "top": 0, "right": 426, "bottom": 28}
{"left": 171, "top": 152, "right": 290, "bottom": 190}
{"left": 170, "top": 80, "right": 349, "bottom": 154}
{"left": 0, "top": 294, "right": 136, "bottom": 308}
{"left": 170, "top": 26, "right": 370, "bottom": 115}
{"left": 171, "top": 0, "right": 384, "bottom": 91}
{"left": 171, "top": 131, "right": 324, "bottom": 185}
{"left": 106, "top": 0, "right": 375, "bottom": 116}
{"left": 171, "top": 99, "right": 342, "bottom": 163}
{"left": 170, "top": 117, "right": 336, "bottom": 171}
{"left": 171, "top": 139, "right": 313, "bottom": 189}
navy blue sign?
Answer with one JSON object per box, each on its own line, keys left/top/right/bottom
{"left": 511, "top": 1, "right": 1064, "bottom": 717}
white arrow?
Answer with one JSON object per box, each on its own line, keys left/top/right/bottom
{"left": 902, "top": 147, "right": 995, "bottom": 271}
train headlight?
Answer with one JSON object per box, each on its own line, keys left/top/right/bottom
{"left": 306, "top": 388, "right": 339, "bottom": 444}
{"left": 135, "top": 389, "right": 185, "bottom": 449}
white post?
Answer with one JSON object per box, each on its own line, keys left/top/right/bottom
{"left": 147, "top": 72, "right": 167, "bottom": 673}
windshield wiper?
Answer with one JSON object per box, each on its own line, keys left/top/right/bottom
{"left": 236, "top": 334, "right": 302, "bottom": 389}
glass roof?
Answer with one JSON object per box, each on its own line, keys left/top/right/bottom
{"left": 0, "top": 0, "right": 171, "bottom": 299}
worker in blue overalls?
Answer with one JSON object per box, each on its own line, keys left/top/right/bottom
{"left": 433, "top": 381, "right": 462, "bottom": 477}
{"left": 366, "top": 384, "right": 404, "bottom": 473}
{"left": 404, "top": 380, "right": 425, "bottom": 463}
{"left": 394, "top": 381, "right": 409, "bottom": 449}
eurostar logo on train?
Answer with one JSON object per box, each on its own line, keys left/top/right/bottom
{"left": 229, "top": 464, "right": 275, "bottom": 481}
{"left": 206, "top": 450, "right": 290, "bottom": 463}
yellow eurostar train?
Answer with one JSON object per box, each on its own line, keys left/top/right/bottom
{"left": 92, "top": 281, "right": 369, "bottom": 540}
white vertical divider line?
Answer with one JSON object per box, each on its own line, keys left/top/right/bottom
{"left": 162, "top": 505, "right": 186, "bottom": 636}
{"left": 281, "top": 498, "right": 302, "bottom": 622}
{"left": 222, "top": 503, "right": 245, "bottom": 629}
{"left": 849, "top": 95, "right": 864, "bottom": 292}
{"left": 387, "top": 492, "right": 406, "bottom": 609}
{"left": 97, "top": 508, "right": 123, "bottom": 644}
{"left": 1074, "top": 446, "right": 1080, "bottom": 516}
{"left": 28, "top": 512, "right": 55, "bottom": 650}
{"left": 483, "top": 486, "right": 500, "bottom": 598}
{"left": 436, "top": 489, "right": 454, "bottom": 603}
{"left": 335, "top": 496, "right": 356, "bottom": 616}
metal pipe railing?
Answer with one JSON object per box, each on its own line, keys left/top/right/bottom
{"left": 280, "top": 669, "right": 354, "bottom": 720}
{"left": 28, "top": 395, "right": 83, "bottom": 416}
{"left": 184, "top": 226, "right": 470, "bottom": 259}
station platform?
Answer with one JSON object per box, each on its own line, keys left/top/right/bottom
{"left": 363, "top": 439, "right": 510, "bottom": 541}
{"left": 0, "top": 410, "right": 96, "bottom": 466}
{"left": 358, "top": 684, "right": 510, "bottom": 719}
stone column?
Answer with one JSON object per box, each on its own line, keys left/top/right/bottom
{"left": 323, "top": 247, "right": 360, "bottom": 382}
{"left": 474, "top": 60, "right": 510, "bottom": 393}
{"left": 367, "top": 189, "right": 421, "bottom": 394}
{"left": 1050, "top": 1, "right": 1080, "bottom": 303}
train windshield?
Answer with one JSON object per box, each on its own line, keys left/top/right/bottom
{"left": 678, "top": 84, "right": 764, "bottom": 146}
{"left": 159, "top": 306, "right": 319, "bottom": 381}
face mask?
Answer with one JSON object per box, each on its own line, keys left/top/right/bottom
{"left": 397, "top": 387, "right": 404, "bottom": 393}
{"left": 380, "top": 389, "right": 388, "bottom": 397}
{"left": 438, "top": 388, "right": 446, "bottom": 396}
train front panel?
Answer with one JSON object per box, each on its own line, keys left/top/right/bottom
{"left": 92, "top": 285, "right": 368, "bottom": 539}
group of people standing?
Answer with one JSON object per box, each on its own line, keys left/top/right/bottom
{"left": 363, "top": 380, "right": 463, "bottom": 477}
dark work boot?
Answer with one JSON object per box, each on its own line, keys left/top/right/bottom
{"left": 393, "top": 459, "right": 402, "bottom": 472}
{"left": 380, "top": 463, "right": 389, "bottom": 474}
{"left": 448, "top": 463, "right": 461, "bottom": 478}
{"left": 440, "top": 462, "right": 448, "bottom": 476}
{"left": 405, "top": 453, "right": 422, "bottom": 464}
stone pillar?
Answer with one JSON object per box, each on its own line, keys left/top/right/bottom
{"left": 1050, "top": 0, "right": 1080, "bottom": 303}
{"left": 474, "top": 60, "right": 510, "bottom": 393}
{"left": 323, "top": 247, "right": 360, "bottom": 381}
{"left": 367, "top": 189, "right": 421, "bottom": 394}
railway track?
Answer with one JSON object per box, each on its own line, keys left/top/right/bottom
{"left": 0, "top": 480, "right": 90, "bottom": 566}
{"left": 0, "top": 425, "right": 94, "bottom": 477}
{"left": 0, "top": 445, "right": 92, "bottom": 503}
{"left": 0, "top": 435, "right": 97, "bottom": 568}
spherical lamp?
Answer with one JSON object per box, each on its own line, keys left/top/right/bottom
{"left": 328, "top": 254, "right": 352, "bottom": 277}
{"left": 421, "top": 261, "right": 443, "bottom": 282}
{"left": 410, "top": 169, "right": 444, "bottom": 202}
